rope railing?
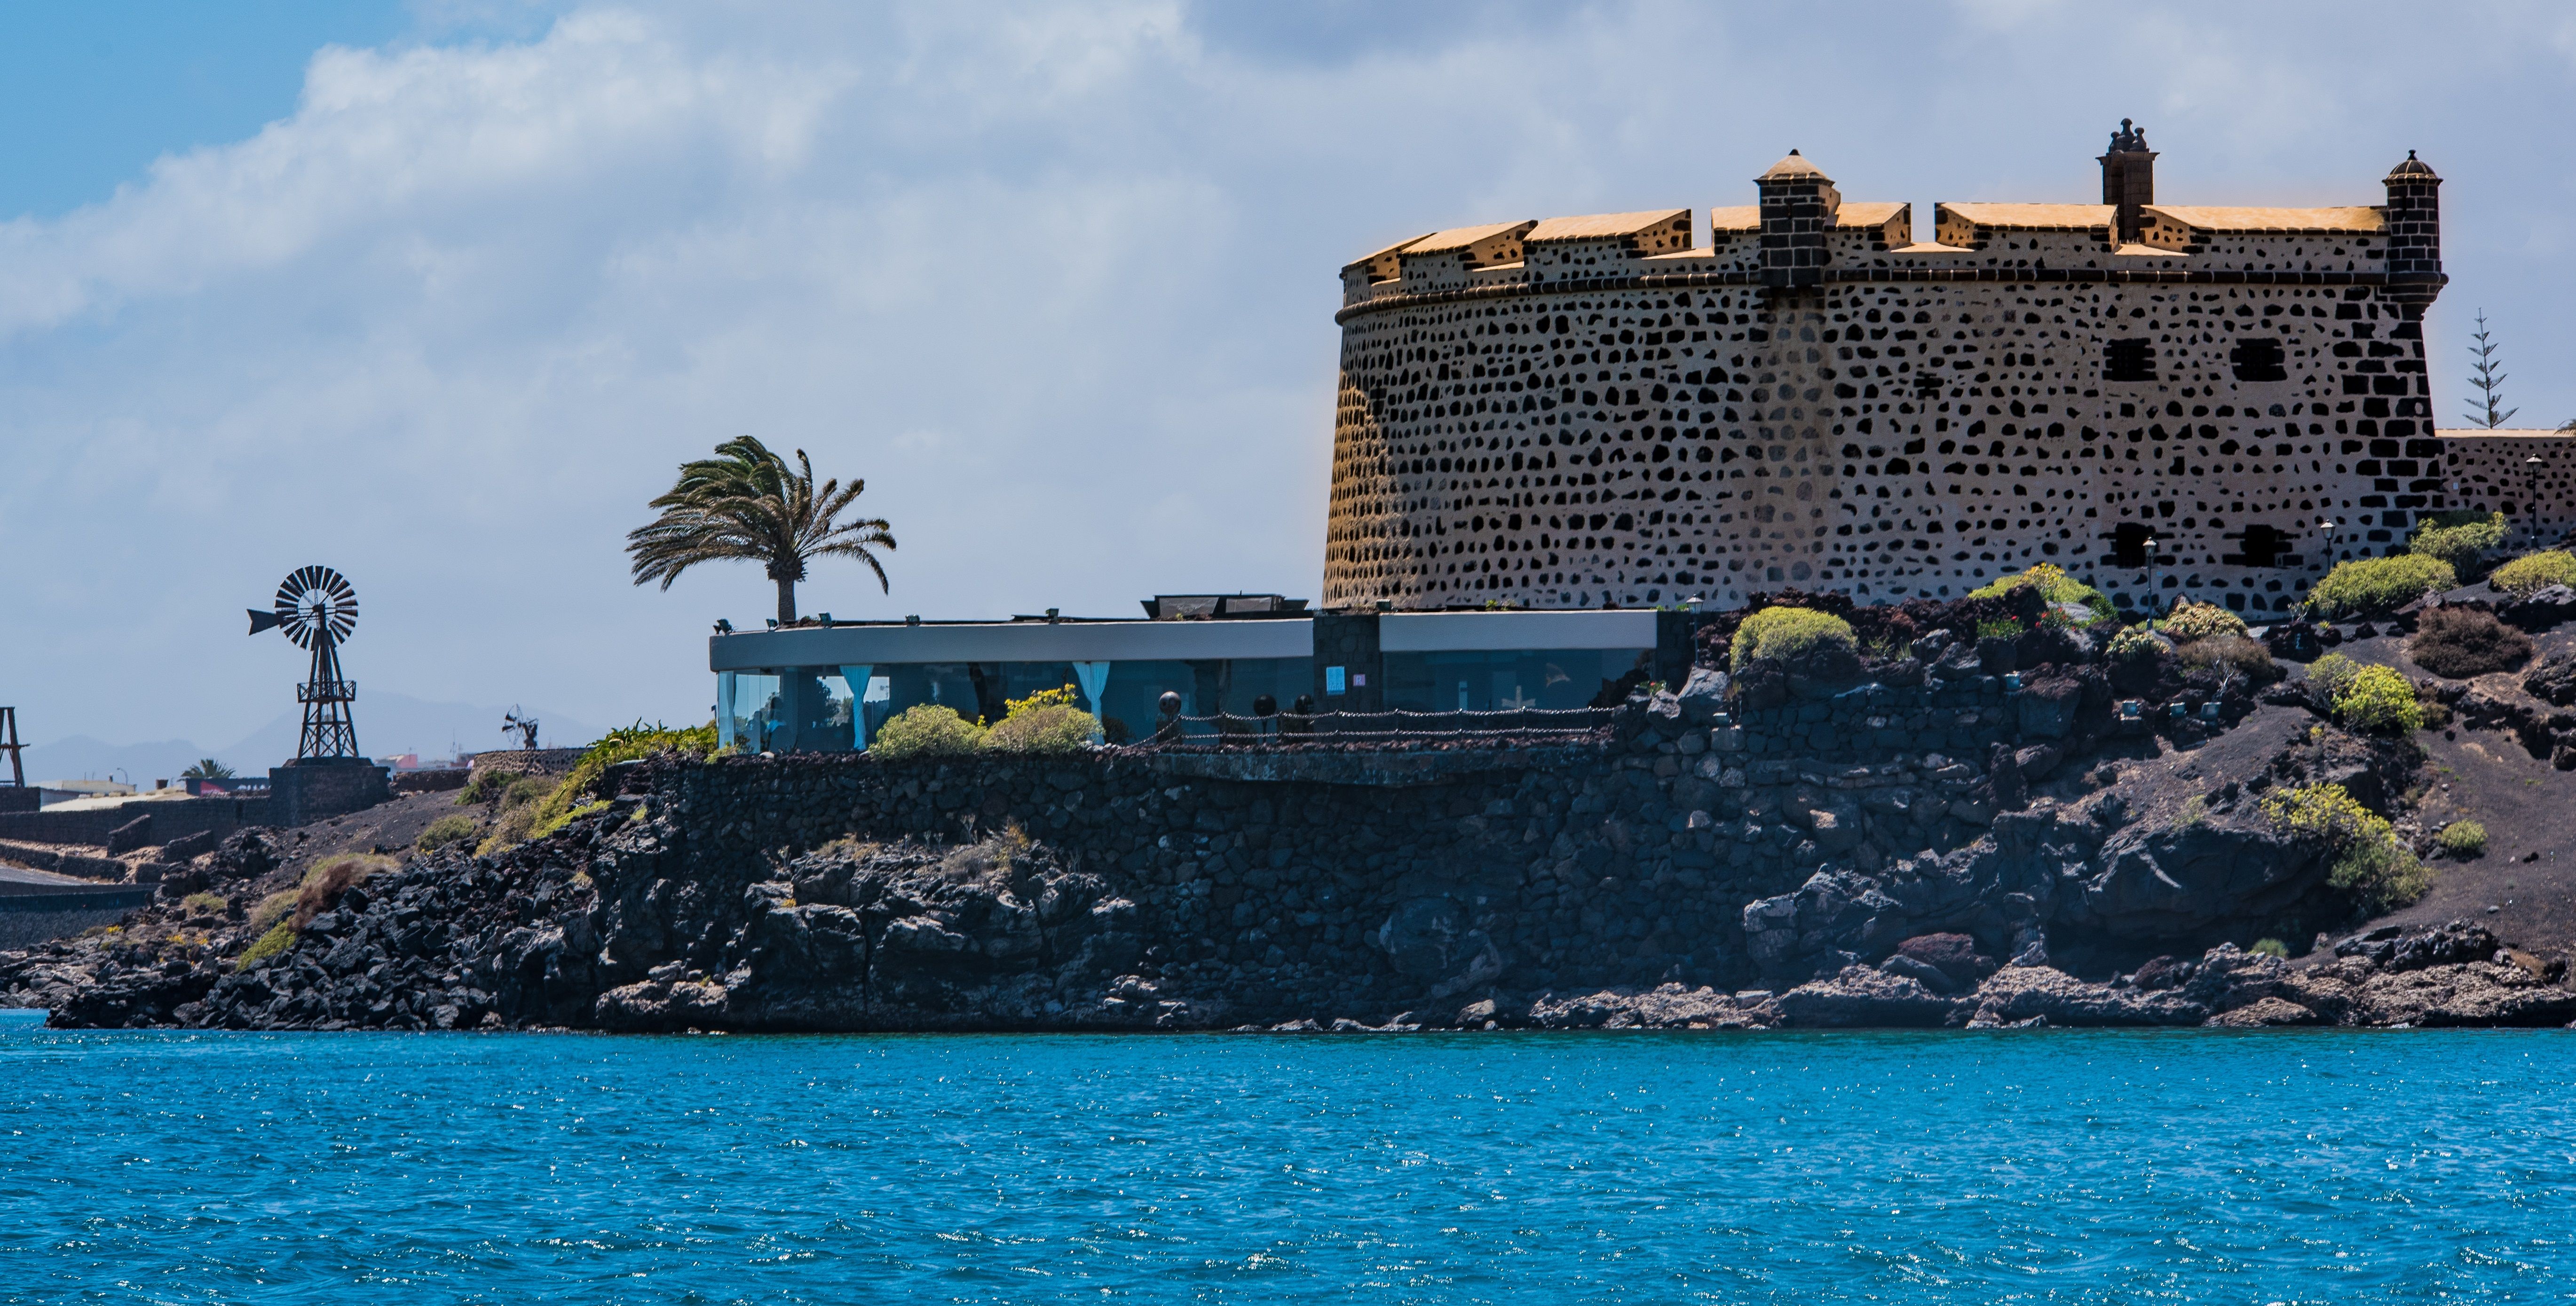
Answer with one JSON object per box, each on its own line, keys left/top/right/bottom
{"left": 1129, "top": 704, "right": 1617, "bottom": 748}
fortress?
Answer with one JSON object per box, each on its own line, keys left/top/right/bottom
{"left": 1322, "top": 123, "right": 2463, "bottom": 615}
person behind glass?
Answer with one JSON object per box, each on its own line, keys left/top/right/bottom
{"left": 1152, "top": 691, "right": 1183, "bottom": 744}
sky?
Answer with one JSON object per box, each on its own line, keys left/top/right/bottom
{"left": 5, "top": 0, "right": 2576, "bottom": 766}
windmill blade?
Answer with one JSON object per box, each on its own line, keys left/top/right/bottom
{"left": 247, "top": 609, "right": 284, "bottom": 636}
{"left": 269, "top": 565, "right": 359, "bottom": 648}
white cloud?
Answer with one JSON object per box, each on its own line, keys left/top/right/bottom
{"left": 1, "top": 0, "right": 2572, "bottom": 753}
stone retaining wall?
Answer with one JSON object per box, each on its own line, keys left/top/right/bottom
{"left": 642, "top": 666, "right": 2120, "bottom": 999}
{"left": 0, "top": 797, "right": 268, "bottom": 850}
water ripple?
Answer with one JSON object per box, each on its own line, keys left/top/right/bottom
{"left": 2, "top": 1014, "right": 2572, "bottom": 1302}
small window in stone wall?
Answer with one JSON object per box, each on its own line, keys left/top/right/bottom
{"left": 2229, "top": 338, "right": 2288, "bottom": 382}
{"left": 2109, "top": 522, "right": 2153, "bottom": 568}
{"left": 2103, "top": 339, "right": 2155, "bottom": 383}
{"left": 2227, "top": 523, "right": 2286, "bottom": 567}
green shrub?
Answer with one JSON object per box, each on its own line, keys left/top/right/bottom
{"left": 2261, "top": 781, "right": 2432, "bottom": 912}
{"left": 235, "top": 920, "right": 297, "bottom": 970}
{"left": 2409, "top": 510, "right": 2506, "bottom": 573}
{"left": 2304, "top": 652, "right": 2361, "bottom": 704}
{"left": 456, "top": 769, "right": 503, "bottom": 804}
{"left": 180, "top": 891, "right": 228, "bottom": 917}
{"left": 2250, "top": 938, "right": 2290, "bottom": 959}
{"left": 2331, "top": 663, "right": 2422, "bottom": 733}
{"left": 1730, "top": 607, "right": 1857, "bottom": 671}
{"left": 478, "top": 802, "right": 544, "bottom": 855}
{"left": 1974, "top": 616, "right": 2024, "bottom": 641}
{"left": 417, "top": 813, "right": 480, "bottom": 853}
{"left": 2159, "top": 600, "right": 2247, "bottom": 642}
{"left": 2104, "top": 624, "right": 2170, "bottom": 663}
{"left": 2176, "top": 634, "right": 2281, "bottom": 683}
{"left": 2407, "top": 605, "right": 2532, "bottom": 678}
{"left": 2308, "top": 554, "right": 2456, "bottom": 619}
{"left": 1967, "top": 563, "right": 2114, "bottom": 623}
{"left": 2436, "top": 820, "right": 2488, "bottom": 857}
{"left": 985, "top": 685, "right": 1099, "bottom": 755}
{"left": 530, "top": 800, "right": 611, "bottom": 842}
{"left": 246, "top": 889, "right": 299, "bottom": 934}
{"left": 228, "top": 858, "right": 391, "bottom": 973}
{"left": 2489, "top": 549, "right": 2576, "bottom": 599}
{"left": 484, "top": 721, "right": 719, "bottom": 855}
{"left": 870, "top": 704, "right": 990, "bottom": 760}
{"left": 2327, "top": 838, "right": 2434, "bottom": 912}
{"left": 500, "top": 775, "right": 553, "bottom": 809}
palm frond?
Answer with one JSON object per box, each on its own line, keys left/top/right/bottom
{"left": 625, "top": 437, "right": 897, "bottom": 604}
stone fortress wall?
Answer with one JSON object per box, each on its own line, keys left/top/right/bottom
{"left": 2439, "top": 430, "right": 2576, "bottom": 545}
{"left": 1323, "top": 123, "right": 2455, "bottom": 616}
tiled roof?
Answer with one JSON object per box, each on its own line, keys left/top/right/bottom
{"left": 1340, "top": 232, "right": 1432, "bottom": 274}
{"left": 1835, "top": 201, "right": 1906, "bottom": 228}
{"left": 2146, "top": 205, "right": 2384, "bottom": 233}
{"left": 1708, "top": 206, "right": 1761, "bottom": 231}
{"left": 1405, "top": 221, "right": 1534, "bottom": 253}
{"left": 1757, "top": 151, "right": 1829, "bottom": 182}
{"left": 1940, "top": 203, "right": 2116, "bottom": 229}
{"left": 1524, "top": 210, "right": 1690, "bottom": 241}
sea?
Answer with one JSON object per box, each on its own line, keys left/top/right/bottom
{"left": 2, "top": 1009, "right": 2570, "bottom": 1303}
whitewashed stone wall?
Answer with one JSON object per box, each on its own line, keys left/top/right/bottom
{"left": 2438, "top": 430, "right": 2576, "bottom": 544}
{"left": 1325, "top": 144, "right": 2450, "bottom": 616}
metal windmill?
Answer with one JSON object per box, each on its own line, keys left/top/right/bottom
{"left": 247, "top": 566, "right": 362, "bottom": 760}
{"left": 502, "top": 706, "right": 540, "bottom": 750}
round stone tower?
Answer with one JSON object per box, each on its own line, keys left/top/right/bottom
{"left": 1321, "top": 134, "right": 2448, "bottom": 616}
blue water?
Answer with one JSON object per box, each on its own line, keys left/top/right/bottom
{"left": 4, "top": 1011, "right": 2572, "bottom": 1303}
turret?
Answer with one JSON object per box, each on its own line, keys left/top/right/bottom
{"left": 2383, "top": 150, "right": 2445, "bottom": 306}
{"left": 1755, "top": 150, "right": 1838, "bottom": 289}
{"left": 2098, "top": 118, "right": 2156, "bottom": 244}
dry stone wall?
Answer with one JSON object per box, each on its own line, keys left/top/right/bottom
{"left": 1325, "top": 140, "right": 2450, "bottom": 618}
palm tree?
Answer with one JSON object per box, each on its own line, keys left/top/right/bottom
{"left": 626, "top": 435, "right": 896, "bottom": 624}
{"left": 180, "top": 758, "right": 234, "bottom": 779}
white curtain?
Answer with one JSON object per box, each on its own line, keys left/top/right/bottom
{"left": 715, "top": 672, "right": 737, "bottom": 751}
{"left": 839, "top": 665, "right": 873, "bottom": 750}
{"left": 1072, "top": 661, "right": 1112, "bottom": 743}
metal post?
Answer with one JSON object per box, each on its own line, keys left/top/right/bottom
{"left": 2144, "top": 532, "right": 2160, "bottom": 618}
{"left": 2527, "top": 455, "right": 2545, "bottom": 546}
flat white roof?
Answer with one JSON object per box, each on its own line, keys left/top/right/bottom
{"left": 711, "top": 620, "right": 1314, "bottom": 671}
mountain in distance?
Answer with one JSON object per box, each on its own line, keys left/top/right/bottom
{"left": 21, "top": 691, "right": 611, "bottom": 786}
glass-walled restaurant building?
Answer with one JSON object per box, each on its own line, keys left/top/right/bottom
{"left": 708, "top": 596, "right": 1683, "bottom": 752}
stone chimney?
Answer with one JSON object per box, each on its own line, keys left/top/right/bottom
{"left": 2382, "top": 151, "right": 2445, "bottom": 307}
{"left": 2098, "top": 118, "right": 2156, "bottom": 244}
{"left": 1755, "top": 150, "right": 1838, "bottom": 289}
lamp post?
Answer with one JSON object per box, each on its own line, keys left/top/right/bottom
{"left": 2143, "top": 531, "right": 2160, "bottom": 618}
{"left": 2526, "top": 455, "right": 2545, "bottom": 546}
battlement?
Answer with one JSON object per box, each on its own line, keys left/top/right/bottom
{"left": 1343, "top": 142, "right": 2426, "bottom": 310}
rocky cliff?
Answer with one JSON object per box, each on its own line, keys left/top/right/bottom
{"left": 4, "top": 688, "right": 2563, "bottom": 1032}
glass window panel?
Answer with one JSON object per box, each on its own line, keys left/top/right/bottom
{"left": 1380, "top": 649, "right": 1649, "bottom": 712}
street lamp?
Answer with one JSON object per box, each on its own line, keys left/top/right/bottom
{"left": 2143, "top": 531, "right": 2161, "bottom": 618}
{"left": 2526, "top": 455, "right": 2545, "bottom": 546}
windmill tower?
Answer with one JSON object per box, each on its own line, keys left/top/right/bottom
{"left": 248, "top": 565, "right": 387, "bottom": 826}
{"left": 248, "top": 566, "right": 361, "bottom": 759}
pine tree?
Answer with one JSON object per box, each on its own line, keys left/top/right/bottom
{"left": 2464, "top": 309, "right": 2518, "bottom": 428}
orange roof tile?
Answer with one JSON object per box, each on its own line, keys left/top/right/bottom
{"left": 1940, "top": 203, "right": 2116, "bottom": 229}
{"left": 1524, "top": 210, "right": 1690, "bottom": 241}
{"left": 2146, "top": 205, "right": 2384, "bottom": 233}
